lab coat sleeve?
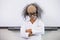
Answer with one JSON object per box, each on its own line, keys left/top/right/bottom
{"left": 39, "top": 21, "right": 44, "bottom": 35}
{"left": 32, "top": 20, "right": 45, "bottom": 35}
{"left": 20, "top": 18, "right": 29, "bottom": 38}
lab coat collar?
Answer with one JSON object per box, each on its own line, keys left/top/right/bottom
{"left": 26, "top": 16, "right": 39, "bottom": 24}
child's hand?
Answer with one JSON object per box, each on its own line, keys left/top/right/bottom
{"left": 25, "top": 29, "right": 32, "bottom": 37}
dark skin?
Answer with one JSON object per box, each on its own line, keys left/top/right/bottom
{"left": 25, "top": 5, "right": 37, "bottom": 37}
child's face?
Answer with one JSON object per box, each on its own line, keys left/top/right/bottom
{"left": 27, "top": 5, "right": 37, "bottom": 16}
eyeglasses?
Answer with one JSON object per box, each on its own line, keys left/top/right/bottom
{"left": 28, "top": 13, "right": 37, "bottom": 17}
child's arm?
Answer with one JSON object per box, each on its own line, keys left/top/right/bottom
{"left": 32, "top": 21, "right": 44, "bottom": 35}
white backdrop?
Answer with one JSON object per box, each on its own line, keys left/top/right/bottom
{"left": 0, "top": 0, "right": 60, "bottom": 27}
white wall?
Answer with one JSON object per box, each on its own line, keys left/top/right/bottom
{"left": 0, "top": 0, "right": 60, "bottom": 27}
{"left": 42, "top": 0, "right": 60, "bottom": 26}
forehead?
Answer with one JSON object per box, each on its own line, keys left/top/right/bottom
{"left": 27, "top": 5, "right": 36, "bottom": 9}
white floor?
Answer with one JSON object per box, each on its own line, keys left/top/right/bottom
{"left": 0, "top": 29, "right": 20, "bottom": 40}
{"left": 0, "top": 29, "right": 60, "bottom": 40}
{"left": 43, "top": 29, "right": 60, "bottom": 40}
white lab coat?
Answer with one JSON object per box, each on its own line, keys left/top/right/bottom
{"left": 20, "top": 16, "right": 44, "bottom": 40}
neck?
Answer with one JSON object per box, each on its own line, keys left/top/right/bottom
{"left": 30, "top": 15, "right": 37, "bottom": 24}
